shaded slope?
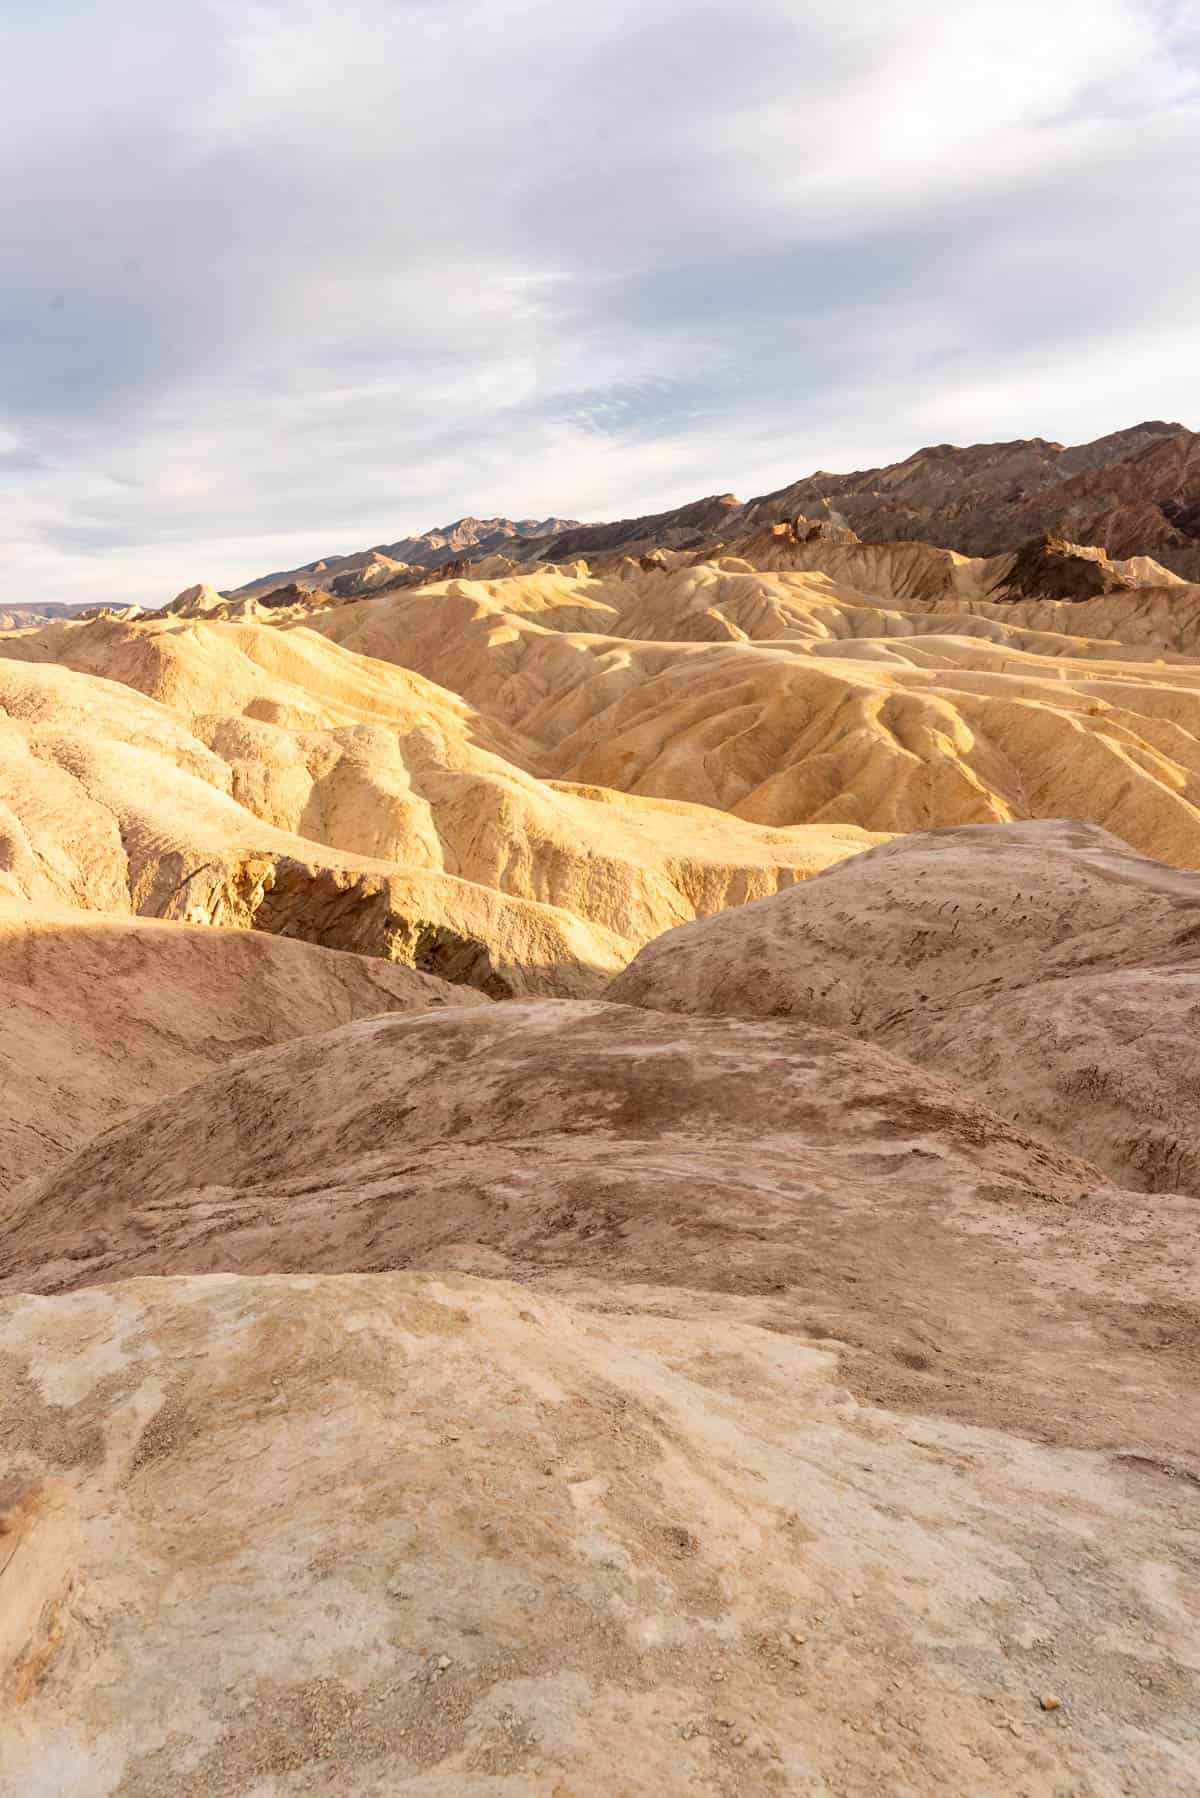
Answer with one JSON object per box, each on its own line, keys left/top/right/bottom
{"left": 0, "top": 902, "right": 480, "bottom": 1196}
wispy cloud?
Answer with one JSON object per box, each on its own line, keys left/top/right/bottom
{"left": 1, "top": 0, "right": 1197, "bottom": 604}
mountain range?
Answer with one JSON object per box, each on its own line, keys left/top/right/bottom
{"left": 215, "top": 418, "right": 1200, "bottom": 604}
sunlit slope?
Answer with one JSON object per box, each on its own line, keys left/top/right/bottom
{"left": 10, "top": 534, "right": 1200, "bottom": 997}
{"left": 0, "top": 618, "right": 877, "bottom": 989}
{"left": 303, "top": 559, "right": 1200, "bottom": 866}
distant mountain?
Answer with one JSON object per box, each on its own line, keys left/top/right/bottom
{"left": 215, "top": 421, "right": 1200, "bottom": 607}
{"left": 508, "top": 422, "right": 1200, "bottom": 577}
{"left": 225, "top": 516, "right": 583, "bottom": 603}
{"left": 0, "top": 600, "right": 100, "bottom": 631}
{"left": 733, "top": 421, "right": 1200, "bottom": 576}
{"left": 378, "top": 515, "right": 582, "bottom": 566}
{"left": 510, "top": 493, "right": 745, "bottom": 562}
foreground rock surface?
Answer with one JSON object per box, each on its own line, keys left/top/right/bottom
{"left": 5, "top": 997, "right": 1198, "bottom": 1464}
{"left": 1, "top": 1270, "right": 1198, "bottom": 1796}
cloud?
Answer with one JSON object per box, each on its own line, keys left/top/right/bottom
{"left": 1, "top": 0, "right": 1197, "bottom": 604}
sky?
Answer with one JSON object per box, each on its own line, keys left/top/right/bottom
{"left": 2, "top": 0, "right": 1198, "bottom": 607}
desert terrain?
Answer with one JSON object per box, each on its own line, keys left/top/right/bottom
{"left": 3, "top": 424, "right": 1200, "bottom": 1795}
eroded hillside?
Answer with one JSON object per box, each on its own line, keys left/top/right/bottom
{"left": 6, "top": 526, "right": 1200, "bottom": 997}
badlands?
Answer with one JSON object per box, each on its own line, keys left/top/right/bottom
{"left": 3, "top": 425, "right": 1200, "bottom": 1796}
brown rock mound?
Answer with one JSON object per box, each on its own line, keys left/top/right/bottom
{"left": 998, "top": 532, "right": 1136, "bottom": 601}
{"left": 5, "top": 996, "right": 1198, "bottom": 1462}
{"left": 608, "top": 819, "right": 1200, "bottom": 1193}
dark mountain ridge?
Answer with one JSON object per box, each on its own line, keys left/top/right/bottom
{"left": 196, "top": 420, "right": 1200, "bottom": 606}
